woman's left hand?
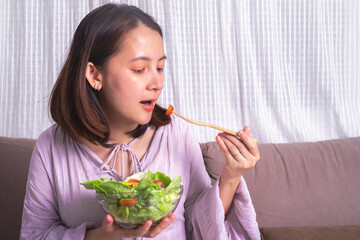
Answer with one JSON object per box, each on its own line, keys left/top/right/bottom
{"left": 216, "top": 126, "right": 260, "bottom": 181}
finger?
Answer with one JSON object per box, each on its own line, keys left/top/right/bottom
{"left": 237, "top": 130, "right": 260, "bottom": 159}
{"left": 102, "top": 214, "right": 114, "bottom": 231}
{"left": 133, "top": 221, "right": 152, "bottom": 237}
{"left": 147, "top": 214, "right": 176, "bottom": 238}
{"left": 243, "top": 126, "right": 251, "bottom": 135}
{"left": 117, "top": 220, "right": 152, "bottom": 238}
{"left": 217, "top": 134, "right": 251, "bottom": 166}
{"left": 242, "top": 126, "right": 259, "bottom": 144}
{"left": 219, "top": 131, "right": 251, "bottom": 155}
{"left": 216, "top": 135, "right": 236, "bottom": 161}
{"left": 219, "top": 133, "right": 252, "bottom": 161}
{"left": 167, "top": 212, "right": 175, "bottom": 220}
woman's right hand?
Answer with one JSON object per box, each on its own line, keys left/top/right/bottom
{"left": 84, "top": 213, "right": 176, "bottom": 240}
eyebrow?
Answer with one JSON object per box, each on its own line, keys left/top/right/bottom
{"left": 129, "top": 55, "right": 167, "bottom": 62}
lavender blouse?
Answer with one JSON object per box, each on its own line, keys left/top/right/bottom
{"left": 20, "top": 116, "right": 260, "bottom": 240}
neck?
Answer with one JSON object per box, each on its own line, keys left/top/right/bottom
{"left": 108, "top": 131, "right": 134, "bottom": 145}
{"left": 108, "top": 124, "right": 139, "bottom": 145}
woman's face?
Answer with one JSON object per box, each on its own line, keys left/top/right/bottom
{"left": 99, "top": 24, "right": 166, "bottom": 131}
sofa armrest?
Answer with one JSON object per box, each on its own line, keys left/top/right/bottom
{"left": 0, "top": 137, "right": 36, "bottom": 240}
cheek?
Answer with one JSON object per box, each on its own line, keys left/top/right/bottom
{"left": 104, "top": 72, "right": 131, "bottom": 95}
{"left": 105, "top": 79, "right": 143, "bottom": 103}
{"left": 102, "top": 69, "right": 147, "bottom": 103}
{"left": 106, "top": 85, "right": 131, "bottom": 104}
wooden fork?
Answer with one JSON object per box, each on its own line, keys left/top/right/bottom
{"left": 166, "top": 105, "right": 258, "bottom": 143}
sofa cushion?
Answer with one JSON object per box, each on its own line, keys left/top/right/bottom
{"left": 0, "top": 137, "right": 36, "bottom": 240}
{"left": 260, "top": 225, "right": 360, "bottom": 240}
{"left": 200, "top": 137, "right": 360, "bottom": 228}
{"left": 200, "top": 141, "right": 226, "bottom": 185}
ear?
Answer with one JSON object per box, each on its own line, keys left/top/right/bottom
{"left": 85, "top": 62, "right": 103, "bottom": 91}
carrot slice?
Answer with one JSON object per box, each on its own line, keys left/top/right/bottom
{"left": 165, "top": 105, "right": 174, "bottom": 115}
{"left": 128, "top": 179, "right": 140, "bottom": 184}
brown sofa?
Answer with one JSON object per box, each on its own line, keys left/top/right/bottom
{"left": 1, "top": 136, "right": 360, "bottom": 240}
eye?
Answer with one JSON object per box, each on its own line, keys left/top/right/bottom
{"left": 157, "top": 68, "right": 164, "bottom": 73}
{"left": 132, "top": 68, "right": 144, "bottom": 74}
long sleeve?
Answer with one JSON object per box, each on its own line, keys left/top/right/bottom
{"left": 20, "top": 129, "right": 97, "bottom": 240}
{"left": 224, "top": 176, "right": 261, "bottom": 239}
{"left": 183, "top": 123, "right": 260, "bottom": 240}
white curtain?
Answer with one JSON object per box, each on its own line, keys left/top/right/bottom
{"left": 1, "top": 0, "right": 359, "bottom": 143}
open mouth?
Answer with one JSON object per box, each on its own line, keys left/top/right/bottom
{"left": 140, "top": 101, "right": 152, "bottom": 105}
{"left": 140, "top": 100, "right": 155, "bottom": 112}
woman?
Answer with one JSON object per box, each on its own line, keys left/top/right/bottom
{"left": 20, "top": 3, "right": 260, "bottom": 240}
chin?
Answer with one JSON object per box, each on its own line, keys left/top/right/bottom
{"left": 137, "top": 116, "right": 152, "bottom": 125}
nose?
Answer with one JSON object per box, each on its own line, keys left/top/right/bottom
{"left": 147, "top": 68, "right": 163, "bottom": 91}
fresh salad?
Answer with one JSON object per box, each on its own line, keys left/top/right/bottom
{"left": 81, "top": 170, "right": 182, "bottom": 227}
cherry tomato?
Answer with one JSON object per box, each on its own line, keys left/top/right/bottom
{"left": 153, "top": 180, "right": 166, "bottom": 188}
{"left": 119, "top": 198, "right": 137, "bottom": 207}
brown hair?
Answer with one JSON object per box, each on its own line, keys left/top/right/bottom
{"left": 49, "top": 3, "right": 171, "bottom": 145}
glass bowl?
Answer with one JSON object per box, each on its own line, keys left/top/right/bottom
{"left": 96, "top": 185, "right": 183, "bottom": 228}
